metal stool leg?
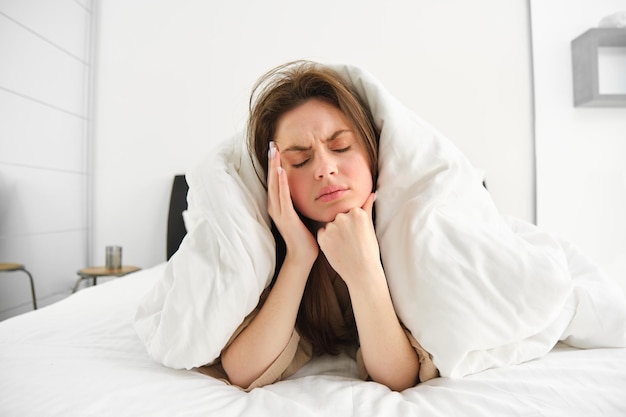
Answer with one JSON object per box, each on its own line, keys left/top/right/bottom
{"left": 72, "top": 276, "right": 87, "bottom": 293}
{"left": 19, "top": 267, "right": 37, "bottom": 310}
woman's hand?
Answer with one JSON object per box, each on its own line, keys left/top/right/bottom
{"left": 267, "top": 142, "right": 319, "bottom": 266}
{"left": 318, "top": 192, "right": 420, "bottom": 390}
{"left": 222, "top": 142, "right": 319, "bottom": 389}
{"left": 317, "top": 192, "right": 382, "bottom": 288}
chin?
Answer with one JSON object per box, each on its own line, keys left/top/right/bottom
{"left": 317, "top": 202, "right": 359, "bottom": 223}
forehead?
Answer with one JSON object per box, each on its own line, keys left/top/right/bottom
{"left": 274, "top": 99, "right": 353, "bottom": 146}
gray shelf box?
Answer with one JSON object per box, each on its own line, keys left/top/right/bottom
{"left": 571, "top": 28, "right": 626, "bottom": 107}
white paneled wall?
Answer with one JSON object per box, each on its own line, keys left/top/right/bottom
{"left": 0, "top": 0, "right": 94, "bottom": 320}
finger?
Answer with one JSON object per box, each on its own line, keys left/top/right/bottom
{"left": 361, "top": 192, "right": 377, "bottom": 218}
{"left": 316, "top": 225, "right": 328, "bottom": 251}
{"left": 267, "top": 141, "right": 280, "bottom": 213}
{"left": 276, "top": 159, "right": 291, "bottom": 215}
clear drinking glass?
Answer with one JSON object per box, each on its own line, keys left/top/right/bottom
{"left": 105, "top": 246, "right": 122, "bottom": 270}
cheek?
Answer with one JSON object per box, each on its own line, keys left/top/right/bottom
{"left": 348, "top": 155, "right": 374, "bottom": 191}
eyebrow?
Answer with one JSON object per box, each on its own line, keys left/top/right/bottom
{"left": 281, "top": 129, "right": 352, "bottom": 153}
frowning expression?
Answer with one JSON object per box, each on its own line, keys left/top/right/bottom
{"left": 274, "top": 98, "right": 373, "bottom": 223}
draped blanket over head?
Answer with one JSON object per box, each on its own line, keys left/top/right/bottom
{"left": 135, "top": 63, "right": 626, "bottom": 378}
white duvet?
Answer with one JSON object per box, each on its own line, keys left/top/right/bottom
{"left": 135, "top": 63, "right": 626, "bottom": 378}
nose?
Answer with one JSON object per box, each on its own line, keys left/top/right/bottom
{"left": 315, "top": 150, "right": 338, "bottom": 179}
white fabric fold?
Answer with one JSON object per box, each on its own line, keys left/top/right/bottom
{"left": 135, "top": 63, "right": 626, "bottom": 376}
{"left": 135, "top": 135, "right": 275, "bottom": 369}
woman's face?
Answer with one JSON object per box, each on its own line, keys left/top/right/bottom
{"left": 273, "top": 98, "right": 373, "bottom": 223}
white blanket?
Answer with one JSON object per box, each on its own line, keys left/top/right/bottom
{"left": 135, "top": 63, "right": 626, "bottom": 378}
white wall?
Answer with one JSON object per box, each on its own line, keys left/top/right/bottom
{"left": 531, "top": 0, "right": 626, "bottom": 295}
{"left": 0, "top": 0, "right": 94, "bottom": 320}
{"left": 93, "top": 0, "right": 535, "bottom": 269}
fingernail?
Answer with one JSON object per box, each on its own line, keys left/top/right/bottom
{"left": 373, "top": 191, "right": 378, "bottom": 202}
{"left": 268, "top": 141, "right": 276, "bottom": 159}
{"left": 277, "top": 166, "right": 283, "bottom": 175}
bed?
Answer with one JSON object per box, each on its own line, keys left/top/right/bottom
{"left": 2, "top": 266, "right": 626, "bottom": 416}
{"left": 2, "top": 63, "right": 626, "bottom": 416}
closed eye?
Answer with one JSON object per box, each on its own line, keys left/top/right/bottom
{"left": 292, "top": 159, "right": 309, "bottom": 168}
{"left": 333, "top": 146, "right": 351, "bottom": 153}
{"left": 292, "top": 146, "right": 350, "bottom": 167}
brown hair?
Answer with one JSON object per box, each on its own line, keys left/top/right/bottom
{"left": 246, "top": 61, "right": 379, "bottom": 354}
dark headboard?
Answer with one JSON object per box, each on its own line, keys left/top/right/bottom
{"left": 166, "top": 175, "right": 189, "bottom": 260}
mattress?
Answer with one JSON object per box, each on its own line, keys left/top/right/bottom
{"left": 2, "top": 264, "right": 625, "bottom": 417}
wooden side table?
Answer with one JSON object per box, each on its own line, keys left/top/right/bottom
{"left": 72, "top": 265, "right": 140, "bottom": 293}
{"left": 0, "top": 263, "right": 37, "bottom": 310}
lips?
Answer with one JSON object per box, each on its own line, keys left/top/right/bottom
{"left": 316, "top": 185, "right": 348, "bottom": 202}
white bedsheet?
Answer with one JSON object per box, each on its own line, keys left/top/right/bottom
{"left": 2, "top": 265, "right": 626, "bottom": 417}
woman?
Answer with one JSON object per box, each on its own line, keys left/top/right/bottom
{"left": 207, "top": 61, "right": 437, "bottom": 391}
